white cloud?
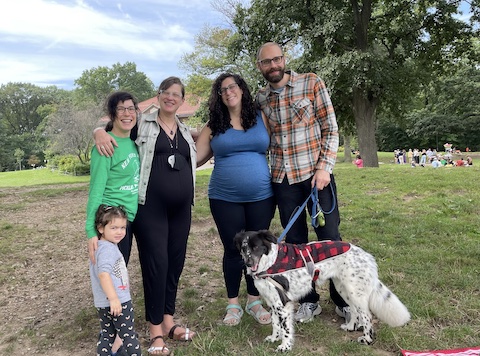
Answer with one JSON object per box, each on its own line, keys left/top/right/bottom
{"left": 0, "top": 0, "right": 222, "bottom": 89}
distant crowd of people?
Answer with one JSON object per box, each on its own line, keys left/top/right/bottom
{"left": 393, "top": 147, "right": 473, "bottom": 168}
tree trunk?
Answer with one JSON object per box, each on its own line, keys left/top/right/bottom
{"left": 352, "top": 87, "right": 379, "bottom": 167}
{"left": 343, "top": 134, "right": 352, "bottom": 163}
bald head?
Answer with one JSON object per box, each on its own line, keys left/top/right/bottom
{"left": 256, "top": 42, "right": 283, "bottom": 60}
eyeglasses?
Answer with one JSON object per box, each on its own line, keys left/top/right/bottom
{"left": 258, "top": 55, "right": 284, "bottom": 67}
{"left": 116, "top": 106, "right": 136, "bottom": 114}
{"left": 159, "top": 90, "right": 183, "bottom": 100}
{"left": 218, "top": 83, "right": 239, "bottom": 96}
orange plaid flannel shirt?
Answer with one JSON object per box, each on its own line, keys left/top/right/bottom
{"left": 256, "top": 71, "right": 339, "bottom": 184}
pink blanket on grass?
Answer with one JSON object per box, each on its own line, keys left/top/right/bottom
{"left": 401, "top": 346, "right": 480, "bottom": 356}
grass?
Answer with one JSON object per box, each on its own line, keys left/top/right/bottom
{"left": 177, "top": 158, "right": 480, "bottom": 355}
{"left": 1, "top": 154, "right": 479, "bottom": 355}
{"left": 0, "top": 168, "right": 89, "bottom": 188}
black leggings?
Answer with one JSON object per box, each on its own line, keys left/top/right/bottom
{"left": 210, "top": 197, "right": 275, "bottom": 299}
{"left": 117, "top": 221, "right": 133, "bottom": 265}
{"left": 133, "top": 197, "right": 191, "bottom": 325}
{"left": 96, "top": 300, "right": 141, "bottom": 356}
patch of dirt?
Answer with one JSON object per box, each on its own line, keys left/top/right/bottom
{"left": 0, "top": 183, "right": 221, "bottom": 355}
{"left": 0, "top": 183, "right": 397, "bottom": 356}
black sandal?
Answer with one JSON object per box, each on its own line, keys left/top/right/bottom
{"left": 147, "top": 335, "right": 171, "bottom": 355}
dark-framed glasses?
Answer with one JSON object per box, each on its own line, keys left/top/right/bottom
{"left": 116, "top": 106, "right": 136, "bottom": 114}
{"left": 218, "top": 83, "right": 239, "bottom": 96}
{"left": 258, "top": 55, "right": 284, "bottom": 67}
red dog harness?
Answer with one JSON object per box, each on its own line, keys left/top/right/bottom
{"left": 255, "top": 241, "right": 351, "bottom": 281}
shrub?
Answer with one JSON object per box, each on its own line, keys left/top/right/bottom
{"left": 47, "top": 155, "right": 90, "bottom": 176}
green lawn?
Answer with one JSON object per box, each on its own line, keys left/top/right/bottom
{"left": 0, "top": 168, "right": 89, "bottom": 187}
{"left": 1, "top": 155, "right": 479, "bottom": 355}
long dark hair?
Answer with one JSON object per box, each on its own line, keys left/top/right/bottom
{"left": 104, "top": 91, "right": 138, "bottom": 131}
{"left": 207, "top": 73, "right": 257, "bottom": 136}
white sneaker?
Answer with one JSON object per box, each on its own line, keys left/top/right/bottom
{"left": 335, "top": 306, "right": 351, "bottom": 323}
{"left": 294, "top": 302, "right": 322, "bottom": 322}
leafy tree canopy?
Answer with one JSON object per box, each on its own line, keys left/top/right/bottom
{"left": 74, "top": 62, "right": 156, "bottom": 105}
{"left": 231, "top": 0, "right": 478, "bottom": 166}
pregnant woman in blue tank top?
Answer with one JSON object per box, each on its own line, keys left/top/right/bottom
{"left": 197, "top": 73, "right": 276, "bottom": 326}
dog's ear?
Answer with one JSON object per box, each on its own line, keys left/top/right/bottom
{"left": 234, "top": 231, "right": 246, "bottom": 252}
{"left": 258, "top": 229, "right": 277, "bottom": 244}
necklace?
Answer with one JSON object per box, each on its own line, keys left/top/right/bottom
{"left": 164, "top": 129, "right": 178, "bottom": 150}
{"left": 158, "top": 116, "right": 176, "bottom": 135}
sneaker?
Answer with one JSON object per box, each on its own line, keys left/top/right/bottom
{"left": 335, "top": 306, "right": 351, "bottom": 323}
{"left": 294, "top": 302, "right": 322, "bottom": 322}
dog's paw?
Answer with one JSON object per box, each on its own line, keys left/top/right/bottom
{"left": 341, "top": 323, "right": 354, "bottom": 331}
{"left": 265, "top": 335, "right": 280, "bottom": 343}
{"left": 357, "top": 335, "right": 373, "bottom": 345}
{"left": 275, "top": 343, "right": 292, "bottom": 352}
{"left": 341, "top": 322, "right": 362, "bottom": 332}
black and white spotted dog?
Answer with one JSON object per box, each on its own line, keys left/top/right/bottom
{"left": 234, "top": 230, "right": 410, "bottom": 352}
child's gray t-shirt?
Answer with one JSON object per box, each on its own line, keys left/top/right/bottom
{"left": 89, "top": 240, "right": 131, "bottom": 308}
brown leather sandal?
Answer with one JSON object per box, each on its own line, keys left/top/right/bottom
{"left": 147, "top": 335, "right": 171, "bottom": 355}
{"left": 167, "top": 324, "right": 195, "bottom": 341}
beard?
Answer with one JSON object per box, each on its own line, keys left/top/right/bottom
{"left": 263, "top": 67, "right": 285, "bottom": 84}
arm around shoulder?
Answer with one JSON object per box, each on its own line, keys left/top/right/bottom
{"left": 196, "top": 123, "right": 213, "bottom": 167}
{"left": 93, "top": 128, "right": 118, "bottom": 157}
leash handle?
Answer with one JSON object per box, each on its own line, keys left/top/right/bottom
{"left": 278, "top": 183, "right": 337, "bottom": 242}
{"left": 312, "top": 183, "right": 336, "bottom": 227}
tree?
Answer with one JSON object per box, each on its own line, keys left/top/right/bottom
{"left": 14, "top": 148, "right": 24, "bottom": 171}
{"left": 45, "top": 103, "right": 103, "bottom": 164}
{"left": 179, "top": 25, "right": 258, "bottom": 125}
{"left": 0, "top": 83, "right": 69, "bottom": 171}
{"left": 0, "top": 83, "right": 67, "bottom": 135}
{"left": 408, "top": 61, "right": 480, "bottom": 150}
{"left": 232, "top": 0, "right": 478, "bottom": 166}
{"left": 74, "top": 62, "right": 156, "bottom": 105}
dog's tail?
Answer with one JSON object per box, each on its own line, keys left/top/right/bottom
{"left": 369, "top": 281, "right": 410, "bottom": 327}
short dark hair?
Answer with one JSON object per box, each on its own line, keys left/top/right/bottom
{"left": 104, "top": 91, "right": 138, "bottom": 130}
{"left": 94, "top": 204, "right": 127, "bottom": 238}
{"left": 158, "top": 76, "right": 185, "bottom": 98}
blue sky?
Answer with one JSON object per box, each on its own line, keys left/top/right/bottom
{"left": 0, "top": 0, "right": 227, "bottom": 90}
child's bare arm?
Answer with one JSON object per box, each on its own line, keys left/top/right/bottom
{"left": 98, "top": 272, "right": 122, "bottom": 316}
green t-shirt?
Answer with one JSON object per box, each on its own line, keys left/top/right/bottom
{"left": 85, "top": 133, "right": 140, "bottom": 239}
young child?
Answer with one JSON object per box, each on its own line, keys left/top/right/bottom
{"left": 89, "top": 205, "right": 142, "bottom": 356}
{"left": 353, "top": 154, "right": 364, "bottom": 168}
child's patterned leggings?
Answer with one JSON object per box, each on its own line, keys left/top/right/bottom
{"left": 96, "top": 300, "right": 141, "bottom": 356}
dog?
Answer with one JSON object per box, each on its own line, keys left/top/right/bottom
{"left": 234, "top": 230, "right": 410, "bottom": 352}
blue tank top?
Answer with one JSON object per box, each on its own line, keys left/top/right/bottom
{"left": 208, "top": 112, "right": 273, "bottom": 202}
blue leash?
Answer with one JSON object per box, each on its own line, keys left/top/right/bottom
{"left": 277, "top": 183, "right": 336, "bottom": 243}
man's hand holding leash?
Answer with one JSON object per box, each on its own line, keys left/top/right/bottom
{"left": 312, "top": 169, "right": 331, "bottom": 190}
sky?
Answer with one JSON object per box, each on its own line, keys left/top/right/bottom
{"left": 1, "top": 1, "right": 473, "bottom": 92}
{"left": 0, "top": 0, "right": 227, "bottom": 90}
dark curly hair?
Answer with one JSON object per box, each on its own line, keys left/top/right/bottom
{"left": 94, "top": 204, "right": 127, "bottom": 238}
{"left": 207, "top": 73, "right": 257, "bottom": 136}
{"left": 104, "top": 91, "right": 139, "bottom": 131}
